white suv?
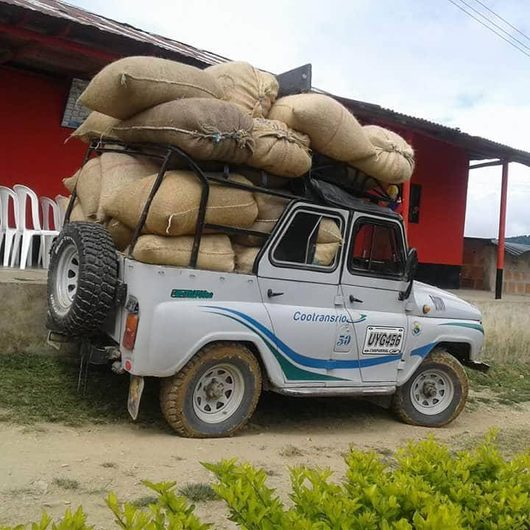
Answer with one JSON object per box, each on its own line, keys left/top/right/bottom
{"left": 47, "top": 142, "right": 487, "bottom": 438}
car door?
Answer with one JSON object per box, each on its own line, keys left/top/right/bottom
{"left": 256, "top": 204, "right": 362, "bottom": 386}
{"left": 341, "top": 213, "right": 409, "bottom": 382}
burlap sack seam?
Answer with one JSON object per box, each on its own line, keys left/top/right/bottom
{"left": 112, "top": 125, "right": 254, "bottom": 150}
{"left": 165, "top": 199, "right": 257, "bottom": 234}
{"left": 318, "top": 227, "right": 343, "bottom": 243}
{"left": 121, "top": 73, "right": 220, "bottom": 99}
{"left": 254, "top": 128, "right": 310, "bottom": 150}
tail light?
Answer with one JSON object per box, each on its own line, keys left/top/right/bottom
{"left": 122, "top": 296, "right": 139, "bottom": 350}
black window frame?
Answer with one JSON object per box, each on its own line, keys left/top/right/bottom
{"left": 269, "top": 206, "right": 345, "bottom": 274}
{"left": 347, "top": 216, "right": 407, "bottom": 280}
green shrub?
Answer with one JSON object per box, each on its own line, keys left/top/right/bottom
{"left": 2, "top": 435, "right": 529, "bottom": 529}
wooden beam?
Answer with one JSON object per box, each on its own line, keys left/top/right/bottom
{"left": 469, "top": 160, "right": 504, "bottom": 170}
{"left": 495, "top": 161, "right": 509, "bottom": 299}
{"left": 0, "top": 23, "right": 118, "bottom": 63}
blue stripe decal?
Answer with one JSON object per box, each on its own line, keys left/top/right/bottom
{"left": 203, "top": 305, "right": 401, "bottom": 370}
{"left": 410, "top": 342, "right": 436, "bottom": 359}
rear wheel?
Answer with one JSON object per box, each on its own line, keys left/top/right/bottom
{"left": 392, "top": 349, "right": 468, "bottom": 427}
{"left": 47, "top": 222, "right": 118, "bottom": 336}
{"left": 160, "top": 343, "right": 261, "bottom": 438}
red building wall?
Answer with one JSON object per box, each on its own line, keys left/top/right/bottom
{"left": 0, "top": 67, "right": 85, "bottom": 198}
{"left": 407, "top": 132, "right": 469, "bottom": 267}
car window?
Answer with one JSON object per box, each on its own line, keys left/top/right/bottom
{"left": 272, "top": 210, "right": 343, "bottom": 270}
{"left": 349, "top": 219, "right": 405, "bottom": 277}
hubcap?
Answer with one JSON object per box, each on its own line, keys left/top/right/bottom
{"left": 192, "top": 363, "right": 245, "bottom": 424}
{"left": 54, "top": 243, "right": 79, "bottom": 316}
{"left": 410, "top": 369, "right": 454, "bottom": 416}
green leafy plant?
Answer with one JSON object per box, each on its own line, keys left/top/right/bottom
{"left": 2, "top": 435, "right": 529, "bottom": 529}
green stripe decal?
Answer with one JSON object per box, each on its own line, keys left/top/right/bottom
{"left": 439, "top": 322, "right": 484, "bottom": 334}
{"left": 217, "top": 313, "right": 346, "bottom": 382}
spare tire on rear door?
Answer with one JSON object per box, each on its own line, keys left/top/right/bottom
{"left": 47, "top": 222, "right": 118, "bottom": 336}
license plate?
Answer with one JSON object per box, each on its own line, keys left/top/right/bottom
{"left": 363, "top": 326, "right": 404, "bottom": 355}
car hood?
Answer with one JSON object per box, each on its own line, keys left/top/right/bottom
{"left": 410, "top": 281, "right": 482, "bottom": 321}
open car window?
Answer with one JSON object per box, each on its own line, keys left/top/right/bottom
{"left": 272, "top": 210, "right": 343, "bottom": 270}
{"left": 349, "top": 218, "right": 405, "bottom": 278}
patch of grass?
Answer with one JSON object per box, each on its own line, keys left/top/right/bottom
{"left": 455, "top": 427, "right": 530, "bottom": 456}
{"left": 472, "top": 299, "right": 530, "bottom": 363}
{"left": 53, "top": 478, "right": 80, "bottom": 490}
{"left": 0, "top": 353, "right": 164, "bottom": 427}
{"left": 279, "top": 444, "right": 304, "bottom": 457}
{"left": 101, "top": 462, "right": 117, "bottom": 468}
{"left": 6, "top": 487, "right": 34, "bottom": 496}
{"left": 467, "top": 362, "right": 530, "bottom": 404}
{"left": 131, "top": 495, "right": 158, "bottom": 507}
{"left": 178, "top": 483, "right": 217, "bottom": 502}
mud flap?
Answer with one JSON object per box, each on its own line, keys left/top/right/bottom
{"left": 127, "top": 375, "right": 145, "bottom": 420}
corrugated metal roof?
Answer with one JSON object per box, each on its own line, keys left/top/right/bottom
{"left": 1, "top": 0, "right": 228, "bottom": 66}
{"left": 491, "top": 240, "right": 530, "bottom": 257}
{"left": 333, "top": 95, "right": 530, "bottom": 167}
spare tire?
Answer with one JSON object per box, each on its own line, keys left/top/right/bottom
{"left": 47, "top": 222, "right": 118, "bottom": 336}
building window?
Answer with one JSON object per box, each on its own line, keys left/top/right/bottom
{"left": 349, "top": 219, "right": 405, "bottom": 277}
{"left": 409, "top": 184, "right": 422, "bottom": 224}
{"left": 62, "top": 78, "right": 90, "bottom": 129}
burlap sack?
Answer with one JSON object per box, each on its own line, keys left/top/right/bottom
{"left": 351, "top": 126, "right": 415, "bottom": 184}
{"left": 248, "top": 119, "right": 311, "bottom": 178}
{"left": 106, "top": 218, "right": 133, "bottom": 252}
{"left": 63, "top": 175, "right": 77, "bottom": 193}
{"left": 70, "top": 201, "right": 86, "bottom": 222}
{"left": 79, "top": 57, "right": 223, "bottom": 120}
{"left": 72, "top": 157, "right": 102, "bottom": 220}
{"left": 269, "top": 94, "right": 375, "bottom": 162}
{"left": 70, "top": 112, "right": 120, "bottom": 143}
{"left": 317, "top": 218, "right": 342, "bottom": 244}
{"left": 206, "top": 61, "right": 279, "bottom": 118}
{"left": 233, "top": 244, "right": 260, "bottom": 274}
{"left": 236, "top": 194, "right": 289, "bottom": 246}
{"left": 313, "top": 242, "right": 340, "bottom": 266}
{"left": 106, "top": 171, "right": 258, "bottom": 236}
{"left": 97, "top": 153, "right": 159, "bottom": 221}
{"left": 112, "top": 99, "right": 254, "bottom": 164}
{"left": 132, "top": 234, "right": 234, "bottom": 272}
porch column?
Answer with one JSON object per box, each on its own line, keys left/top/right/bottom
{"left": 401, "top": 178, "right": 411, "bottom": 237}
{"left": 495, "top": 160, "right": 509, "bottom": 299}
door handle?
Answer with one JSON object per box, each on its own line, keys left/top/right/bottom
{"left": 349, "top": 294, "right": 363, "bottom": 304}
{"left": 267, "top": 289, "right": 284, "bottom": 298}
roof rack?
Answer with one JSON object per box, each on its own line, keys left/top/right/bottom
{"left": 66, "top": 140, "right": 400, "bottom": 268}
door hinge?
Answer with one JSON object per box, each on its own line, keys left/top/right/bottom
{"left": 334, "top": 295, "right": 344, "bottom": 306}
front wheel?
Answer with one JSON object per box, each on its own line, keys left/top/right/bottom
{"left": 392, "top": 349, "right": 468, "bottom": 427}
{"left": 160, "top": 343, "right": 262, "bottom": 438}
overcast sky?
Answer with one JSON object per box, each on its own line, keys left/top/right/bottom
{"left": 70, "top": 0, "right": 530, "bottom": 237}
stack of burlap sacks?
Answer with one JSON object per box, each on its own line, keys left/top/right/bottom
{"left": 64, "top": 57, "right": 415, "bottom": 273}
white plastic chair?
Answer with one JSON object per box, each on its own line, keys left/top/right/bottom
{"left": 55, "top": 194, "right": 69, "bottom": 227}
{"left": 0, "top": 186, "right": 20, "bottom": 267}
{"left": 39, "top": 196, "right": 63, "bottom": 268}
{"left": 11, "top": 185, "right": 59, "bottom": 270}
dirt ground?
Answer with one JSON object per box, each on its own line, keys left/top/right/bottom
{"left": 0, "top": 390, "right": 529, "bottom": 529}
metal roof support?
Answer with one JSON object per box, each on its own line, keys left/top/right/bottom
{"left": 495, "top": 160, "right": 509, "bottom": 299}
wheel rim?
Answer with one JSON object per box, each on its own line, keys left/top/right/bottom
{"left": 192, "top": 363, "right": 245, "bottom": 424}
{"left": 409, "top": 368, "right": 455, "bottom": 416}
{"left": 54, "top": 243, "right": 79, "bottom": 316}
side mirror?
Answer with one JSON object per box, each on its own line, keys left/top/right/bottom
{"left": 399, "top": 248, "right": 418, "bottom": 301}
